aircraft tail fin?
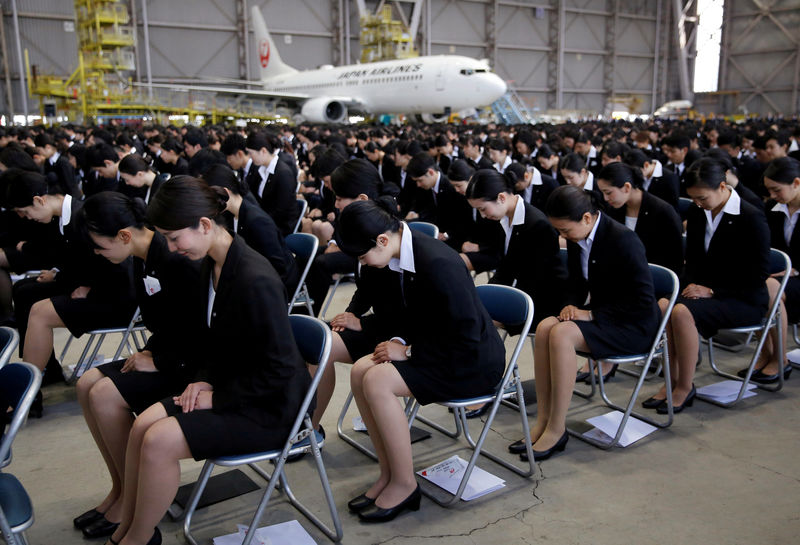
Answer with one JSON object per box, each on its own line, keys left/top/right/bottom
{"left": 251, "top": 6, "right": 297, "bottom": 80}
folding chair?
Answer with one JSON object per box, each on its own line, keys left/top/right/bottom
{"left": 698, "top": 248, "right": 791, "bottom": 407}
{"left": 569, "top": 264, "right": 679, "bottom": 448}
{"left": 0, "top": 328, "right": 19, "bottom": 372}
{"left": 407, "top": 221, "right": 439, "bottom": 238}
{"left": 293, "top": 198, "right": 308, "bottom": 234}
{"left": 285, "top": 233, "right": 319, "bottom": 315}
{"left": 61, "top": 307, "right": 149, "bottom": 384}
{"left": 319, "top": 272, "right": 356, "bottom": 321}
{"left": 678, "top": 197, "right": 694, "bottom": 220}
{"left": 0, "top": 362, "right": 42, "bottom": 545}
{"left": 182, "top": 315, "right": 342, "bottom": 544}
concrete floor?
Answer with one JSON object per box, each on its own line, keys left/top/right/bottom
{"left": 9, "top": 282, "right": 800, "bottom": 545}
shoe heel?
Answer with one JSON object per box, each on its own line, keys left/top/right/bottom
{"left": 409, "top": 496, "right": 421, "bottom": 511}
{"left": 685, "top": 397, "right": 694, "bottom": 407}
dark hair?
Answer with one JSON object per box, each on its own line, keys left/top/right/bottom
{"left": 433, "top": 134, "right": 451, "bottom": 148}
{"left": 600, "top": 141, "right": 628, "bottom": 161}
{"left": 183, "top": 128, "right": 208, "bottom": 148}
{"left": 560, "top": 152, "right": 586, "bottom": 174}
{"left": 447, "top": 159, "right": 475, "bottom": 182}
{"left": 575, "top": 130, "right": 592, "bottom": 144}
{"left": 202, "top": 163, "right": 249, "bottom": 196}
{"left": 188, "top": 148, "right": 228, "bottom": 176}
{"left": 245, "top": 131, "right": 277, "bottom": 153}
{"left": 0, "top": 145, "right": 39, "bottom": 172}
{"left": 685, "top": 157, "right": 727, "bottom": 190}
{"left": 334, "top": 198, "right": 401, "bottom": 257}
{"left": 364, "top": 141, "right": 381, "bottom": 154}
{"left": 765, "top": 130, "right": 790, "bottom": 148}
{"left": 161, "top": 137, "right": 184, "bottom": 154}
{"left": 146, "top": 175, "right": 229, "bottom": 230}
{"left": 220, "top": 133, "right": 247, "bottom": 156}
{"left": 86, "top": 143, "right": 119, "bottom": 168}
{"left": 313, "top": 147, "right": 347, "bottom": 178}
{"left": 331, "top": 158, "right": 382, "bottom": 200}
{"left": 623, "top": 148, "right": 650, "bottom": 169}
{"left": 505, "top": 162, "right": 527, "bottom": 185}
{"left": 537, "top": 143, "right": 556, "bottom": 159}
{"left": 5, "top": 170, "right": 53, "bottom": 208}
{"left": 406, "top": 152, "right": 437, "bottom": 178}
{"left": 118, "top": 154, "right": 152, "bottom": 176}
{"left": 77, "top": 192, "right": 147, "bottom": 249}
{"left": 466, "top": 168, "right": 514, "bottom": 201}
{"left": 597, "top": 162, "right": 643, "bottom": 190}
{"left": 545, "top": 184, "right": 598, "bottom": 221}
{"left": 486, "top": 137, "right": 509, "bottom": 153}
{"left": 33, "top": 133, "right": 55, "bottom": 148}
{"left": 717, "top": 130, "right": 741, "bottom": 148}
{"left": 662, "top": 132, "right": 690, "bottom": 150}
{"left": 515, "top": 130, "right": 536, "bottom": 150}
{"left": 395, "top": 140, "right": 422, "bottom": 157}
{"left": 763, "top": 157, "right": 800, "bottom": 185}
{"left": 703, "top": 148, "right": 735, "bottom": 173}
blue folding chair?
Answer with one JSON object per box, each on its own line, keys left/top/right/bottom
{"left": 285, "top": 233, "right": 319, "bottom": 315}
{"left": 0, "top": 362, "right": 42, "bottom": 545}
{"left": 293, "top": 198, "right": 308, "bottom": 234}
{"left": 0, "top": 328, "right": 19, "bottom": 372}
{"left": 407, "top": 221, "right": 439, "bottom": 239}
{"left": 182, "top": 315, "right": 341, "bottom": 544}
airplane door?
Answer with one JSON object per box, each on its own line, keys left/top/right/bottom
{"left": 435, "top": 68, "right": 445, "bottom": 91}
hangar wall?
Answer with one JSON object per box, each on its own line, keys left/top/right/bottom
{"left": 0, "top": 0, "right": 796, "bottom": 120}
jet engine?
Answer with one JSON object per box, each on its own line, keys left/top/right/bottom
{"left": 300, "top": 97, "right": 348, "bottom": 123}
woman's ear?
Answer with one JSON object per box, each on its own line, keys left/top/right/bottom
{"left": 32, "top": 195, "right": 45, "bottom": 207}
{"left": 117, "top": 229, "right": 133, "bottom": 244}
{"left": 792, "top": 177, "right": 800, "bottom": 190}
{"left": 376, "top": 233, "right": 389, "bottom": 247}
{"left": 198, "top": 217, "right": 213, "bottom": 234}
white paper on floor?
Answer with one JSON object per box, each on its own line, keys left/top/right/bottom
{"left": 67, "top": 356, "right": 112, "bottom": 378}
{"left": 416, "top": 455, "right": 505, "bottom": 501}
{"left": 697, "top": 380, "right": 757, "bottom": 404}
{"left": 787, "top": 348, "right": 800, "bottom": 365}
{"left": 583, "top": 410, "right": 658, "bottom": 447}
{"left": 213, "top": 520, "right": 316, "bottom": 545}
{"left": 352, "top": 415, "right": 367, "bottom": 431}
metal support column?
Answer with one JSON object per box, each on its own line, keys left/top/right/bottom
{"left": 131, "top": 0, "right": 140, "bottom": 83}
{"left": 486, "top": 0, "right": 497, "bottom": 69}
{"left": 672, "top": 0, "right": 694, "bottom": 102}
{"left": 604, "top": 0, "right": 618, "bottom": 113}
{"left": 141, "top": 0, "right": 153, "bottom": 99}
{"left": 650, "top": 0, "right": 661, "bottom": 114}
{"left": 660, "top": 0, "right": 670, "bottom": 106}
{"left": 235, "top": 0, "right": 249, "bottom": 82}
{"left": 546, "top": 0, "right": 559, "bottom": 109}
{"left": 344, "top": 0, "right": 351, "bottom": 64}
{"left": 425, "top": 0, "right": 431, "bottom": 56}
{"left": 0, "top": 6, "right": 15, "bottom": 117}
{"left": 10, "top": 0, "right": 27, "bottom": 119}
{"left": 556, "top": 0, "right": 566, "bottom": 109}
{"left": 332, "top": 0, "right": 344, "bottom": 66}
{"left": 793, "top": 43, "right": 800, "bottom": 115}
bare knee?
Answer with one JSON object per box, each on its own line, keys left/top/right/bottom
{"left": 459, "top": 253, "right": 474, "bottom": 271}
{"left": 350, "top": 356, "right": 375, "bottom": 390}
{"left": 535, "top": 316, "right": 560, "bottom": 340}
{"left": 88, "top": 377, "right": 126, "bottom": 412}
{"left": 29, "top": 299, "right": 60, "bottom": 328}
{"left": 77, "top": 368, "right": 104, "bottom": 399}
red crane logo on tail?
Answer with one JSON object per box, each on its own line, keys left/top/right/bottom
{"left": 259, "top": 39, "right": 271, "bottom": 68}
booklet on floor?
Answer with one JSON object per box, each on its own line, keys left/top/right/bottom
{"left": 417, "top": 455, "right": 505, "bottom": 501}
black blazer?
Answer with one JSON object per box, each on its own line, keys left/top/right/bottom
{"left": 237, "top": 198, "right": 300, "bottom": 297}
{"left": 253, "top": 159, "right": 299, "bottom": 237}
{"left": 278, "top": 149, "right": 299, "bottom": 180}
{"left": 766, "top": 201, "right": 799, "bottom": 271}
{"left": 194, "top": 236, "right": 310, "bottom": 429}
{"left": 466, "top": 155, "right": 494, "bottom": 171}
{"left": 684, "top": 196, "right": 770, "bottom": 306}
{"left": 516, "top": 169, "right": 559, "bottom": 213}
{"left": 606, "top": 191, "right": 684, "bottom": 275}
{"left": 734, "top": 183, "right": 765, "bottom": 213}
{"left": 565, "top": 213, "right": 659, "bottom": 330}
{"left": 44, "top": 154, "right": 80, "bottom": 199}
{"left": 410, "top": 173, "right": 461, "bottom": 229}
{"left": 645, "top": 169, "right": 680, "bottom": 211}
{"left": 489, "top": 200, "right": 567, "bottom": 322}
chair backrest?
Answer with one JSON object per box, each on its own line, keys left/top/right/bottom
{"left": 408, "top": 221, "right": 439, "bottom": 239}
{"left": 678, "top": 197, "right": 693, "bottom": 220}
{"left": 558, "top": 247, "right": 568, "bottom": 270}
{"left": 293, "top": 198, "right": 308, "bottom": 234}
{"left": 285, "top": 233, "right": 319, "bottom": 309}
{"left": 646, "top": 264, "right": 679, "bottom": 355}
{"left": 0, "top": 328, "right": 19, "bottom": 372}
{"left": 0, "top": 362, "right": 41, "bottom": 468}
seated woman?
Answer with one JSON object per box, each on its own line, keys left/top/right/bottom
{"left": 202, "top": 164, "right": 300, "bottom": 297}
{"left": 336, "top": 199, "right": 505, "bottom": 522}
{"left": 560, "top": 152, "right": 605, "bottom": 207}
{"left": 642, "top": 158, "right": 770, "bottom": 413}
{"left": 72, "top": 192, "right": 200, "bottom": 539}
{"left": 747, "top": 157, "right": 800, "bottom": 383}
{"left": 8, "top": 171, "right": 136, "bottom": 417}
{"left": 105, "top": 177, "right": 310, "bottom": 545}
{"left": 510, "top": 185, "right": 659, "bottom": 460}
{"left": 118, "top": 154, "right": 170, "bottom": 204}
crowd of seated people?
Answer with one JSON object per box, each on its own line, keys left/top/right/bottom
{"left": 0, "top": 116, "right": 798, "bottom": 540}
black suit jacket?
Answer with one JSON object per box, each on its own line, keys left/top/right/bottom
{"left": 766, "top": 201, "right": 800, "bottom": 274}
{"left": 606, "top": 191, "right": 684, "bottom": 275}
{"left": 645, "top": 169, "right": 680, "bottom": 211}
{"left": 489, "top": 201, "right": 567, "bottom": 322}
{"left": 684, "top": 197, "right": 769, "bottom": 306}
{"left": 278, "top": 149, "right": 299, "bottom": 180}
{"left": 44, "top": 155, "right": 80, "bottom": 198}
{"left": 253, "top": 159, "right": 299, "bottom": 237}
{"left": 734, "top": 183, "right": 765, "bottom": 213}
{"left": 195, "top": 235, "right": 310, "bottom": 429}
{"left": 516, "top": 169, "right": 559, "bottom": 213}
{"left": 565, "top": 213, "right": 660, "bottom": 331}
{"left": 466, "top": 155, "right": 494, "bottom": 171}
{"left": 237, "top": 199, "right": 300, "bottom": 296}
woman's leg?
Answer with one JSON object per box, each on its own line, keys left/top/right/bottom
{"left": 759, "top": 278, "right": 787, "bottom": 376}
{"left": 534, "top": 320, "right": 589, "bottom": 451}
{"left": 652, "top": 298, "right": 676, "bottom": 401}
{"left": 529, "top": 316, "right": 559, "bottom": 442}
{"left": 350, "top": 356, "right": 391, "bottom": 500}
{"left": 76, "top": 370, "right": 127, "bottom": 514}
{"left": 109, "top": 403, "right": 170, "bottom": 544}
{"left": 459, "top": 253, "right": 474, "bottom": 271}
{"left": 361, "top": 363, "right": 416, "bottom": 508}
{"left": 89, "top": 377, "right": 136, "bottom": 521}
{"left": 310, "top": 331, "right": 353, "bottom": 430}
{"left": 119, "top": 417, "right": 191, "bottom": 545}
{"left": 23, "top": 299, "right": 64, "bottom": 372}
{"left": 664, "top": 303, "right": 698, "bottom": 405}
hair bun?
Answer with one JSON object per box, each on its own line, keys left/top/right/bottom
{"left": 373, "top": 195, "right": 401, "bottom": 218}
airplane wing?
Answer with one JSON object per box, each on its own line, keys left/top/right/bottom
{"left": 131, "top": 82, "right": 311, "bottom": 101}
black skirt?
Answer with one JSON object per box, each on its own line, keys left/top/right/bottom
{"left": 392, "top": 357, "right": 503, "bottom": 406}
{"left": 161, "top": 398, "right": 291, "bottom": 461}
{"left": 51, "top": 294, "right": 136, "bottom": 337}
{"left": 337, "top": 314, "right": 393, "bottom": 362}
{"left": 576, "top": 317, "right": 658, "bottom": 360}
{"left": 780, "top": 275, "right": 800, "bottom": 323}
{"left": 677, "top": 295, "right": 766, "bottom": 339}
{"left": 97, "top": 360, "right": 188, "bottom": 414}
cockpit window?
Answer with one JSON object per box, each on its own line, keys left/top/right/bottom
{"left": 459, "top": 69, "right": 474, "bottom": 76}
{"left": 475, "top": 69, "right": 487, "bottom": 73}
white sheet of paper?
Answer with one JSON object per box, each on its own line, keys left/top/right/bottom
{"left": 352, "top": 416, "right": 367, "bottom": 431}
{"left": 697, "top": 380, "right": 757, "bottom": 403}
{"left": 584, "top": 410, "right": 658, "bottom": 447}
{"left": 787, "top": 348, "right": 800, "bottom": 365}
{"left": 417, "top": 455, "right": 505, "bottom": 501}
{"left": 213, "top": 520, "right": 316, "bottom": 545}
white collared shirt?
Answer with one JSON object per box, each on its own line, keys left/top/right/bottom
{"left": 431, "top": 171, "right": 441, "bottom": 204}
{"left": 771, "top": 202, "right": 800, "bottom": 246}
{"left": 388, "top": 221, "right": 416, "bottom": 274}
{"left": 243, "top": 157, "right": 253, "bottom": 179}
{"left": 48, "top": 151, "right": 60, "bottom": 166}
{"left": 588, "top": 145, "right": 597, "bottom": 159}
{"left": 59, "top": 194, "right": 73, "bottom": 235}
{"left": 257, "top": 154, "right": 279, "bottom": 198}
{"left": 704, "top": 188, "right": 741, "bottom": 252}
{"left": 583, "top": 171, "right": 594, "bottom": 192}
{"left": 577, "top": 212, "right": 602, "bottom": 280}
{"left": 500, "top": 195, "right": 526, "bottom": 254}
{"left": 643, "top": 160, "right": 664, "bottom": 191}
{"left": 494, "top": 155, "right": 512, "bottom": 174}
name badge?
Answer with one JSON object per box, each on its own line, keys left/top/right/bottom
{"left": 143, "top": 275, "right": 161, "bottom": 296}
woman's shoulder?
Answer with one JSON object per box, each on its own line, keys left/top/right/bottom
{"left": 641, "top": 191, "right": 681, "bottom": 222}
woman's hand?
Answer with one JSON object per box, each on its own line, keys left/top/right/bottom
{"left": 461, "top": 241, "right": 479, "bottom": 253}
{"left": 121, "top": 350, "right": 156, "bottom": 373}
{"left": 682, "top": 283, "right": 713, "bottom": 299}
{"left": 15, "top": 240, "right": 26, "bottom": 252}
{"left": 405, "top": 211, "right": 419, "bottom": 221}
{"left": 71, "top": 286, "right": 91, "bottom": 299}
{"left": 372, "top": 340, "right": 407, "bottom": 363}
{"left": 37, "top": 269, "right": 57, "bottom": 283}
{"left": 174, "top": 381, "right": 213, "bottom": 413}
{"left": 326, "top": 211, "right": 336, "bottom": 222}
{"left": 330, "top": 312, "right": 361, "bottom": 332}
{"left": 558, "top": 305, "right": 592, "bottom": 321}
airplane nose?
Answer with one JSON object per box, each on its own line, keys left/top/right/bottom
{"left": 485, "top": 74, "right": 507, "bottom": 101}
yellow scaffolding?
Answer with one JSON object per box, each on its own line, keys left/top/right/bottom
{"left": 360, "top": 4, "right": 417, "bottom": 64}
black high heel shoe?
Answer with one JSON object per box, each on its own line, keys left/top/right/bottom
{"left": 657, "top": 385, "right": 695, "bottom": 414}
{"left": 358, "top": 485, "right": 421, "bottom": 523}
{"left": 520, "top": 430, "right": 569, "bottom": 461}
{"left": 464, "top": 403, "right": 490, "bottom": 419}
{"left": 750, "top": 364, "right": 792, "bottom": 384}
{"left": 73, "top": 508, "right": 105, "bottom": 529}
{"left": 641, "top": 395, "right": 666, "bottom": 409}
{"left": 576, "top": 364, "right": 618, "bottom": 384}
{"left": 347, "top": 492, "right": 376, "bottom": 513}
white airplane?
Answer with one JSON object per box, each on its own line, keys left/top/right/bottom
{"left": 143, "top": 6, "right": 508, "bottom": 123}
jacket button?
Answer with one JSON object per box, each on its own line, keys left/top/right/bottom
{"left": 212, "top": 312, "right": 217, "bottom": 317}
